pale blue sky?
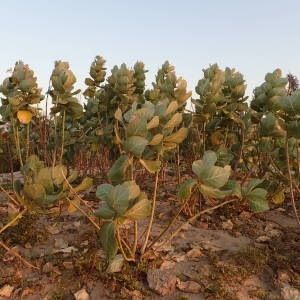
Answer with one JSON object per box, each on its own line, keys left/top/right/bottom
{"left": 1, "top": 0, "right": 299, "bottom": 100}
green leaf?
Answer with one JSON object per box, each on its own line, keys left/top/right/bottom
{"left": 72, "top": 177, "right": 93, "bottom": 193}
{"left": 122, "top": 181, "right": 141, "bottom": 200}
{"left": 125, "top": 115, "right": 148, "bottom": 137}
{"left": 123, "top": 198, "right": 151, "bottom": 220}
{"left": 202, "top": 151, "right": 217, "bottom": 166}
{"left": 198, "top": 165, "right": 231, "bottom": 189}
{"left": 23, "top": 183, "right": 46, "bottom": 206}
{"left": 139, "top": 159, "right": 161, "bottom": 173}
{"left": 287, "top": 120, "right": 300, "bottom": 138}
{"left": 243, "top": 188, "right": 269, "bottom": 213}
{"left": 94, "top": 203, "right": 116, "bottom": 219}
{"left": 124, "top": 136, "right": 148, "bottom": 157}
{"left": 192, "top": 160, "right": 205, "bottom": 177}
{"left": 106, "top": 182, "right": 140, "bottom": 214}
{"left": 163, "top": 128, "right": 188, "bottom": 144}
{"left": 199, "top": 184, "right": 232, "bottom": 199}
{"left": 178, "top": 178, "right": 198, "bottom": 200}
{"left": 271, "top": 189, "right": 285, "bottom": 204}
{"left": 96, "top": 184, "right": 114, "bottom": 201}
{"left": 279, "top": 94, "right": 300, "bottom": 116}
{"left": 100, "top": 221, "right": 118, "bottom": 260}
{"left": 260, "top": 113, "right": 285, "bottom": 137}
{"left": 108, "top": 155, "right": 131, "bottom": 184}
{"left": 223, "top": 180, "right": 241, "bottom": 199}
{"left": 52, "top": 165, "right": 68, "bottom": 185}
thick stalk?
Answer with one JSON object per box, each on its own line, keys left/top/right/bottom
{"left": 285, "top": 135, "right": 300, "bottom": 226}
{"left": 60, "top": 110, "right": 66, "bottom": 163}
{"left": 12, "top": 120, "right": 23, "bottom": 167}
{"left": 140, "top": 166, "right": 160, "bottom": 254}
{"left": 26, "top": 123, "right": 30, "bottom": 160}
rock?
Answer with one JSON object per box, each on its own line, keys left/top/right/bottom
{"left": 222, "top": 220, "right": 234, "bottom": 230}
{"left": 63, "top": 262, "right": 74, "bottom": 270}
{"left": 256, "top": 235, "right": 271, "bottom": 243}
{"left": 281, "top": 283, "right": 300, "bottom": 300}
{"left": 45, "top": 225, "right": 60, "bottom": 235}
{"left": 106, "top": 254, "right": 124, "bottom": 273}
{"left": 277, "top": 270, "right": 290, "bottom": 282}
{"left": 160, "top": 260, "right": 176, "bottom": 270}
{"left": 147, "top": 269, "right": 177, "bottom": 296}
{"left": 185, "top": 248, "right": 205, "bottom": 260}
{"left": 268, "top": 229, "right": 282, "bottom": 238}
{"left": 54, "top": 238, "right": 68, "bottom": 249}
{"left": 0, "top": 285, "right": 14, "bottom": 297}
{"left": 176, "top": 279, "right": 202, "bottom": 293}
{"left": 74, "top": 289, "right": 89, "bottom": 300}
{"left": 42, "top": 262, "right": 54, "bottom": 274}
{"left": 90, "top": 281, "right": 108, "bottom": 300}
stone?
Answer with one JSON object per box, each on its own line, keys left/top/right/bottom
{"left": 90, "top": 281, "right": 108, "bottom": 300}
{"left": 256, "top": 236, "right": 271, "bottom": 243}
{"left": 54, "top": 238, "right": 68, "bottom": 249}
{"left": 42, "top": 262, "right": 54, "bottom": 274}
{"left": 176, "top": 279, "right": 202, "bottom": 294}
{"left": 147, "top": 269, "right": 177, "bottom": 296}
{"left": 222, "top": 220, "right": 234, "bottom": 230}
{"left": 0, "top": 285, "right": 14, "bottom": 297}
{"left": 74, "top": 289, "right": 89, "bottom": 300}
{"left": 281, "top": 283, "right": 300, "bottom": 300}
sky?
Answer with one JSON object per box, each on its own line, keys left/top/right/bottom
{"left": 0, "top": 0, "right": 299, "bottom": 103}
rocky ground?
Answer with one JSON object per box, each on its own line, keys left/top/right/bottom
{"left": 0, "top": 172, "right": 299, "bottom": 300}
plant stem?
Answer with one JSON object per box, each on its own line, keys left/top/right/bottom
{"left": 116, "top": 228, "right": 135, "bottom": 262}
{"left": 60, "top": 110, "right": 66, "bottom": 163}
{"left": 285, "top": 135, "right": 300, "bottom": 226}
{"left": 140, "top": 165, "right": 160, "bottom": 254}
{"left": 26, "top": 123, "right": 30, "bottom": 160}
{"left": 0, "top": 211, "right": 24, "bottom": 234}
{"left": 12, "top": 120, "right": 23, "bottom": 167}
{"left": 156, "top": 199, "right": 237, "bottom": 249}
{"left": 0, "top": 239, "right": 39, "bottom": 270}
{"left": 148, "top": 193, "right": 192, "bottom": 249}
{"left": 132, "top": 221, "right": 138, "bottom": 255}
{"left": 67, "top": 197, "right": 100, "bottom": 230}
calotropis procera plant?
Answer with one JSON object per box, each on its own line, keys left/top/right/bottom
{"left": 82, "top": 56, "right": 147, "bottom": 151}
{"left": 250, "top": 69, "right": 300, "bottom": 224}
{"left": 48, "top": 61, "right": 84, "bottom": 162}
{"left": 192, "top": 64, "right": 250, "bottom": 167}
{"left": 0, "top": 61, "right": 44, "bottom": 166}
{"left": 0, "top": 61, "right": 44, "bottom": 123}
{"left": 94, "top": 61, "right": 191, "bottom": 262}
{"left": 13, "top": 154, "right": 93, "bottom": 212}
{"left": 178, "top": 150, "right": 269, "bottom": 213}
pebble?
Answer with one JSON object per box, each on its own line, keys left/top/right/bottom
{"left": 74, "top": 289, "right": 89, "bottom": 300}
{"left": 0, "top": 285, "right": 14, "bottom": 297}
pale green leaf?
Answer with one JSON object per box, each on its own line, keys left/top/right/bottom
{"left": 124, "top": 136, "right": 148, "bottom": 157}
{"left": 178, "top": 178, "right": 198, "bottom": 200}
{"left": 139, "top": 159, "right": 161, "bottom": 173}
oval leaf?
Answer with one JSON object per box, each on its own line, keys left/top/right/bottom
{"left": 178, "top": 178, "right": 198, "bottom": 200}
